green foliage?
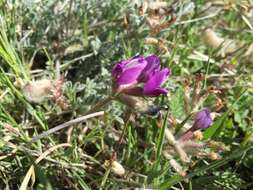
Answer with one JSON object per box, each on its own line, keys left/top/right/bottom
{"left": 169, "top": 86, "right": 185, "bottom": 118}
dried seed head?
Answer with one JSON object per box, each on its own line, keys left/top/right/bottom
{"left": 207, "top": 85, "right": 221, "bottom": 94}
{"left": 150, "top": 17, "right": 176, "bottom": 34}
{"left": 14, "top": 77, "right": 25, "bottom": 88}
{"left": 167, "top": 117, "right": 178, "bottom": 128}
{"left": 64, "top": 44, "right": 83, "bottom": 55}
{"left": 203, "top": 28, "right": 239, "bottom": 57}
{"left": 55, "top": 96, "right": 68, "bottom": 110}
{"left": 245, "top": 42, "right": 253, "bottom": 58}
{"left": 193, "top": 130, "right": 203, "bottom": 141}
{"left": 22, "top": 76, "right": 68, "bottom": 108}
{"left": 156, "top": 111, "right": 164, "bottom": 128}
{"left": 208, "top": 152, "right": 221, "bottom": 160}
{"left": 208, "top": 140, "right": 226, "bottom": 151}
{"left": 111, "top": 161, "right": 125, "bottom": 176}
{"left": 146, "top": 17, "right": 160, "bottom": 28}
{"left": 165, "top": 128, "right": 176, "bottom": 145}
{"left": 163, "top": 151, "right": 186, "bottom": 176}
{"left": 144, "top": 37, "right": 159, "bottom": 45}
{"left": 179, "top": 140, "right": 205, "bottom": 153}
{"left": 148, "top": 2, "right": 169, "bottom": 10}
{"left": 158, "top": 40, "right": 169, "bottom": 53}
{"left": 169, "top": 158, "right": 186, "bottom": 176}
{"left": 164, "top": 128, "right": 190, "bottom": 163}
{"left": 182, "top": 79, "right": 191, "bottom": 88}
{"left": 195, "top": 73, "right": 204, "bottom": 81}
{"left": 1, "top": 122, "right": 19, "bottom": 135}
{"left": 174, "top": 143, "right": 191, "bottom": 163}
{"left": 203, "top": 28, "right": 224, "bottom": 49}
{"left": 215, "top": 98, "right": 224, "bottom": 111}
{"left": 22, "top": 79, "right": 52, "bottom": 103}
{"left": 139, "top": 0, "right": 148, "bottom": 15}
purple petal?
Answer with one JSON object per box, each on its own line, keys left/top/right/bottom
{"left": 198, "top": 118, "right": 212, "bottom": 129}
{"left": 112, "top": 60, "right": 129, "bottom": 78}
{"left": 146, "top": 55, "right": 160, "bottom": 66}
{"left": 112, "top": 64, "right": 123, "bottom": 78}
{"left": 195, "top": 109, "right": 208, "bottom": 120}
{"left": 194, "top": 108, "right": 212, "bottom": 129}
{"left": 143, "top": 68, "right": 169, "bottom": 95}
{"left": 116, "top": 60, "right": 147, "bottom": 85}
{"left": 138, "top": 55, "right": 161, "bottom": 82}
{"left": 123, "top": 56, "right": 145, "bottom": 70}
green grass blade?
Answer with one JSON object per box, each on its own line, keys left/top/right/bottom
{"left": 156, "top": 109, "right": 170, "bottom": 159}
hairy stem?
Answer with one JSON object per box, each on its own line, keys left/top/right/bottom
{"left": 85, "top": 96, "right": 115, "bottom": 114}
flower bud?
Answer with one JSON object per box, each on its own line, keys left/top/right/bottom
{"left": 111, "top": 161, "right": 125, "bottom": 176}
{"left": 22, "top": 79, "right": 52, "bottom": 103}
{"left": 194, "top": 108, "right": 213, "bottom": 130}
{"left": 179, "top": 109, "right": 212, "bottom": 141}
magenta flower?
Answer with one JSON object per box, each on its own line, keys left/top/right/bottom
{"left": 112, "top": 55, "right": 170, "bottom": 97}
{"left": 194, "top": 108, "right": 213, "bottom": 129}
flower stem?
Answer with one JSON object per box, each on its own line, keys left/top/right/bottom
{"left": 85, "top": 96, "right": 114, "bottom": 114}
{"left": 112, "top": 108, "right": 132, "bottom": 159}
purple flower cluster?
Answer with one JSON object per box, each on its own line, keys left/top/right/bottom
{"left": 112, "top": 55, "right": 170, "bottom": 97}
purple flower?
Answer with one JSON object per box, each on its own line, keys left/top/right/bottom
{"left": 112, "top": 55, "right": 170, "bottom": 97}
{"left": 179, "top": 108, "right": 213, "bottom": 141}
{"left": 112, "top": 55, "right": 147, "bottom": 86}
{"left": 194, "top": 108, "right": 213, "bottom": 129}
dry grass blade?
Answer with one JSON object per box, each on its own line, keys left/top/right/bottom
{"left": 19, "top": 143, "right": 71, "bottom": 190}
{"left": 30, "top": 111, "right": 104, "bottom": 143}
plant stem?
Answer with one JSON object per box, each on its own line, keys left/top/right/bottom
{"left": 112, "top": 108, "right": 132, "bottom": 159}
{"left": 85, "top": 96, "right": 114, "bottom": 114}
